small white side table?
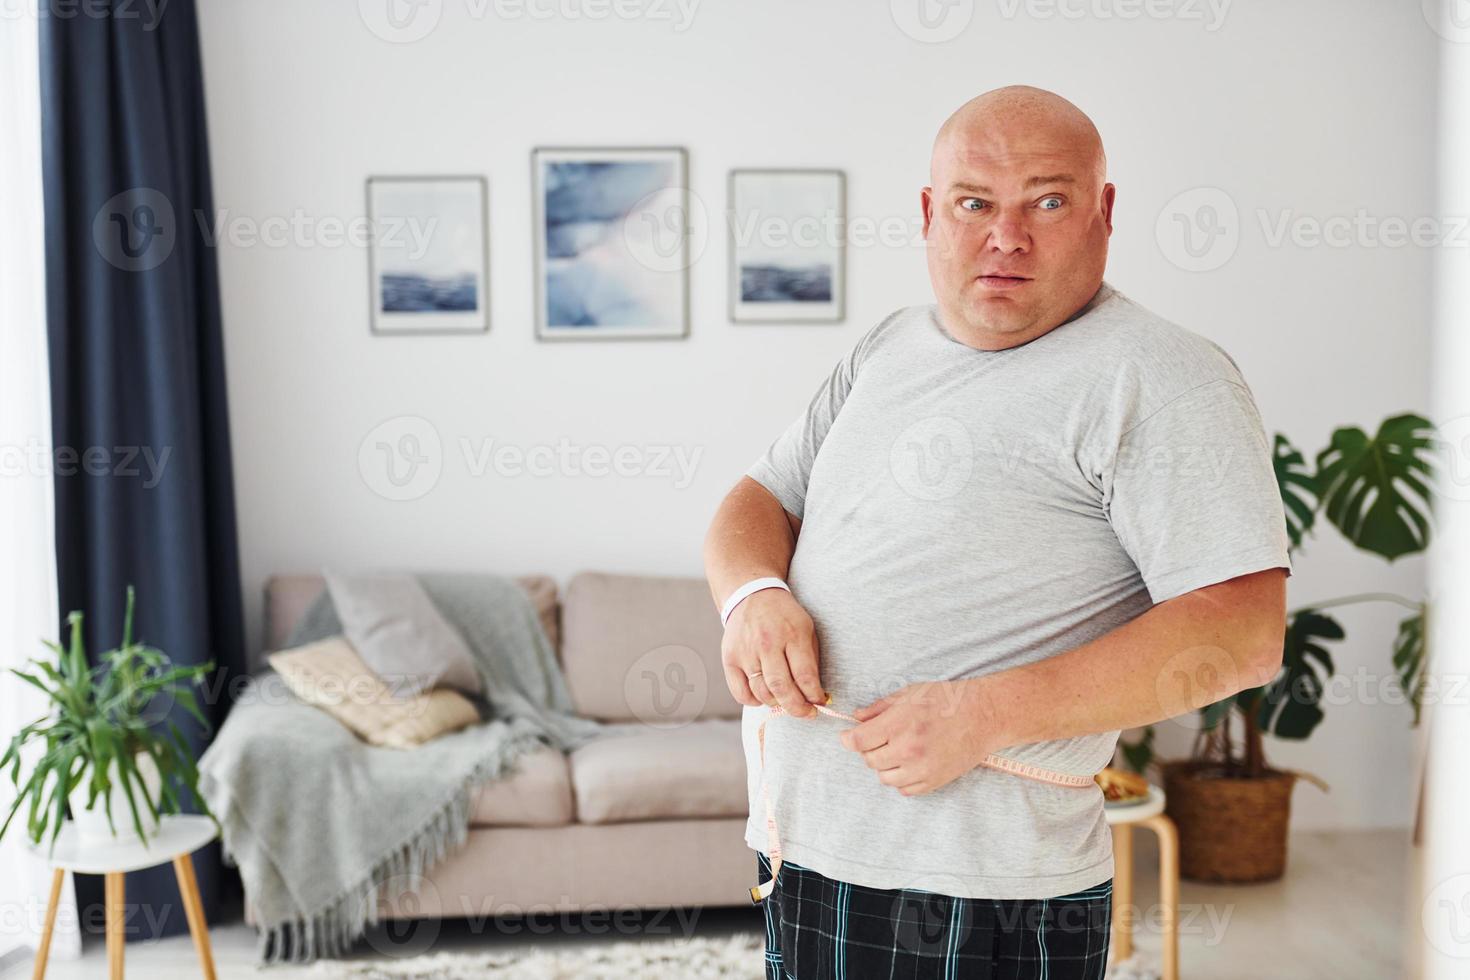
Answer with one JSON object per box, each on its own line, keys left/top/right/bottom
{"left": 26, "top": 814, "right": 219, "bottom": 980}
{"left": 1105, "top": 786, "right": 1179, "bottom": 980}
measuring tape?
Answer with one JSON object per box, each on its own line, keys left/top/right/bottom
{"left": 751, "top": 694, "right": 1100, "bottom": 903}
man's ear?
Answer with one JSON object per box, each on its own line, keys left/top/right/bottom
{"left": 921, "top": 186, "right": 934, "bottom": 238}
{"left": 1101, "top": 183, "right": 1116, "bottom": 235}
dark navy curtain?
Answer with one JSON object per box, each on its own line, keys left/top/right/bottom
{"left": 39, "top": 0, "right": 246, "bottom": 941}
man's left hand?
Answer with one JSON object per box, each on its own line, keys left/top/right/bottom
{"left": 839, "top": 679, "right": 1005, "bottom": 796}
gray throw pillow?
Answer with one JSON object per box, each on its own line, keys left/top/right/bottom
{"left": 321, "top": 570, "right": 483, "bottom": 698}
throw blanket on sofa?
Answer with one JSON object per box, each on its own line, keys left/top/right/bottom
{"left": 198, "top": 574, "right": 633, "bottom": 964}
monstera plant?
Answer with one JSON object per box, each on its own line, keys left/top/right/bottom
{"left": 1119, "top": 413, "right": 1434, "bottom": 882}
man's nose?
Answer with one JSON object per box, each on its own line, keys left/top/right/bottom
{"left": 986, "top": 210, "right": 1030, "bottom": 254}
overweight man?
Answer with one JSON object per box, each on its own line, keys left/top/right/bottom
{"left": 704, "top": 86, "right": 1292, "bottom": 979}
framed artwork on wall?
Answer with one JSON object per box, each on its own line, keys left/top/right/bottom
{"left": 366, "top": 176, "right": 488, "bottom": 335}
{"left": 728, "top": 168, "right": 845, "bottom": 323}
{"left": 532, "top": 146, "right": 690, "bottom": 341}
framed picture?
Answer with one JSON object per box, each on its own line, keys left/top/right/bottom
{"left": 728, "top": 168, "right": 845, "bottom": 323}
{"left": 532, "top": 147, "right": 690, "bottom": 341}
{"left": 366, "top": 176, "right": 488, "bottom": 335}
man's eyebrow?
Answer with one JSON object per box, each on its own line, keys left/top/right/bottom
{"left": 947, "top": 174, "right": 1077, "bottom": 194}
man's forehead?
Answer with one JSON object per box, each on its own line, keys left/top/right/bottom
{"left": 935, "top": 142, "right": 1095, "bottom": 191}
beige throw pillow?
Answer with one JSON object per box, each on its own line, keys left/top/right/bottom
{"left": 269, "top": 636, "right": 481, "bottom": 749}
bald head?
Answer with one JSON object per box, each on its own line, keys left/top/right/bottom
{"left": 921, "top": 85, "right": 1115, "bottom": 351}
{"left": 931, "top": 85, "right": 1106, "bottom": 187}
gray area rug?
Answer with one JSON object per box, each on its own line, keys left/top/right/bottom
{"left": 299, "top": 934, "right": 1159, "bottom": 979}
{"left": 302, "top": 934, "right": 766, "bottom": 979}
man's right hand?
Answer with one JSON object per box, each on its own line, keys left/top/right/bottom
{"left": 720, "top": 587, "right": 827, "bottom": 718}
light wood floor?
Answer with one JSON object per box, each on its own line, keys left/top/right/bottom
{"left": 15, "top": 829, "right": 1411, "bottom": 979}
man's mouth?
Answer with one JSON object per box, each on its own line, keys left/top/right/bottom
{"left": 976, "top": 274, "right": 1032, "bottom": 290}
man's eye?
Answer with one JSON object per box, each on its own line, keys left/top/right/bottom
{"left": 959, "top": 198, "right": 987, "bottom": 212}
{"left": 1038, "top": 196, "right": 1064, "bottom": 210}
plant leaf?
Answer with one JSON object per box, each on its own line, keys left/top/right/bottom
{"left": 1393, "top": 605, "right": 1428, "bottom": 726}
{"left": 1258, "top": 610, "right": 1344, "bottom": 739}
{"left": 1315, "top": 414, "right": 1434, "bottom": 560}
{"left": 1273, "top": 434, "right": 1318, "bottom": 550}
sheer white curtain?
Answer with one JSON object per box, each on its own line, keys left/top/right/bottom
{"left": 0, "top": 0, "right": 82, "bottom": 966}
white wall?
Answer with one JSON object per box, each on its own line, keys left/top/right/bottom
{"left": 198, "top": 0, "right": 1435, "bottom": 830}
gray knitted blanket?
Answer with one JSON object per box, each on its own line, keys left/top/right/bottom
{"left": 198, "top": 574, "right": 630, "bottom": 964}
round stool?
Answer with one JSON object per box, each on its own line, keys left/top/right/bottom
{"left": 1105, "top": 785, "right": 1179, "bottom": 980}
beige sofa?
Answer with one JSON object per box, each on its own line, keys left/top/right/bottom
{"left": 248, "top": 570, "right": 755, "bottom": 925}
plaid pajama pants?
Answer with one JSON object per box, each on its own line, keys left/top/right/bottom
{"left": 757, "top": 852, "right": 1113, "bottom": 980}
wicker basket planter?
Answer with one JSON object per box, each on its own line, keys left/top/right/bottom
{"left": 1161, "top": 760, "right": 1299, "bottom": 883}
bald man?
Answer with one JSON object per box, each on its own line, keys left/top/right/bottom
{"left": 704, "top": 86, "right": 1292, "bottom": 979}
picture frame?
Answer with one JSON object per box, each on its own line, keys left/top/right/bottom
{"left": 366, "top": 175, "right": 489, "bottom": 335}
{"left": 532, "top": 146, "right": 690, "bottom": 341}
{"left": 728, "top": 168, "right": 845, "bottom": 323}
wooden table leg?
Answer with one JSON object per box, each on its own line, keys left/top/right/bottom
{"left": 172, "top": 854, "right": 217, "bottom": 980}
{"left": 104, "top": 872, "right": 125, "bottom": 980}
{"left": 30, "top": 868, "right": 65, "bottom": 980}
{"left": 1140, "top": 814, "right": 1180, "bottom": 980}
{"left": 1110, "top": 823, "right": 1134, "bottom": 962}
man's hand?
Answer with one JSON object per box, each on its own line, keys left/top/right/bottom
{"left": 840, "top": 679, "right": 1002, "bottom": 796}
{"left": 721, "top": 588, "right": 827, "bottom": 718}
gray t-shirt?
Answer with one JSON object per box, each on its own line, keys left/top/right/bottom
{"left": 742, "top": 281, "right": 1292, "bottom": 899}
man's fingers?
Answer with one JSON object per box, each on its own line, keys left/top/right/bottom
{"left": 759, "top": 646, "right": 814, "bottom": 718}
{"left": 859, "top": 743, "right": 901, "bottom": 771}
{"left": 722, "top": 663, "right": 760, "bottom": 706}
{"left": 853, "top": 694, "right": 895, "bottom": 721}
{"left": 783, "top": 633, "right": 826, "bottom": 706}
{"left": 747, "top": 670, "right": 776, "bottom": 707}
{"left": 841, "top": 717, "right": 891, "bottom": 752}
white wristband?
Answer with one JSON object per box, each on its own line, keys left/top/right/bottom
{"left": 720, "top": 577, "right": 791, "bottom": 628}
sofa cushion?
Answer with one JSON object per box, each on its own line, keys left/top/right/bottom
{"left": 560, "top": 572, "right": 740, "bottom": 723}
{"left": 469, "top": 745, "right": 574, "bottom": 827}
{"left": 260, "top": 574, "right": 559, "bottom": 674}
{"left": 569, "top": 719, "right": 747, "bottom": 824}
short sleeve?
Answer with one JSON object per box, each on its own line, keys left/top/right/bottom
{"left": 745, "top": 314, "right": 896, "bottom": 519}
{"left": 1105, "top": 379, "right": 1293, "bottom": 604}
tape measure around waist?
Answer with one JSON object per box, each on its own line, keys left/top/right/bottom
{"left": 750, "top": 695, "right": 1099, "bottom": 903}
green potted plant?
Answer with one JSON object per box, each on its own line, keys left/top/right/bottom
{"left": 1120, "top": 413, "right": 1434, "bottom": 882}
{"left": 0, "top": 586, "right": 220, "bottom": 856}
